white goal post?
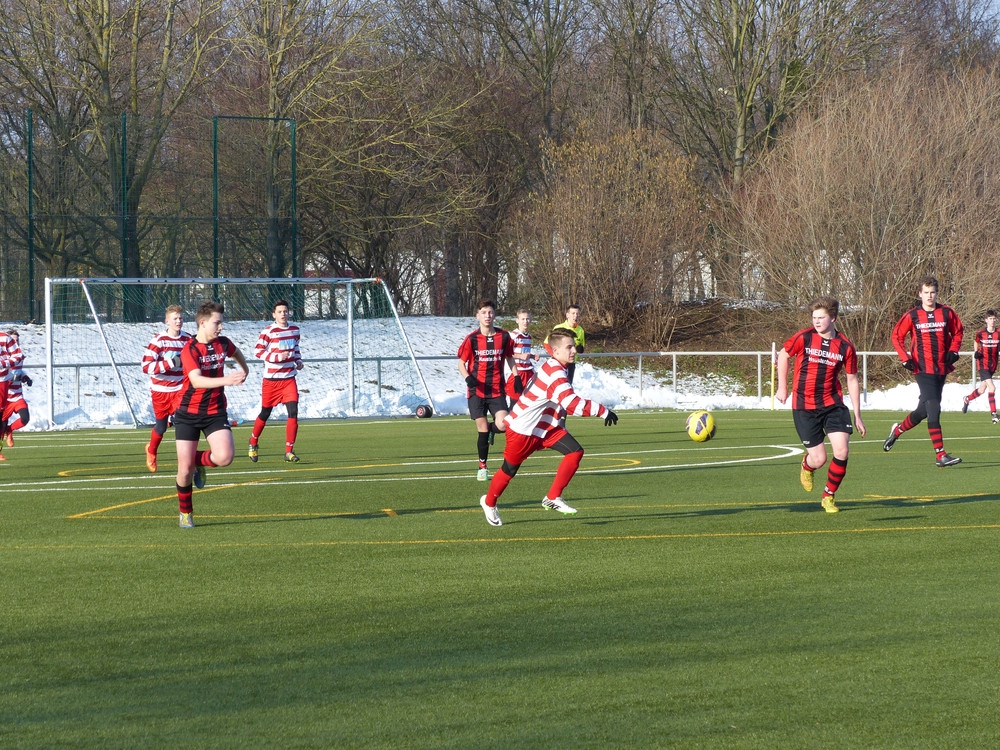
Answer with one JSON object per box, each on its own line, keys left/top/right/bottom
{"left": 43, "top": 277, "right": 435, "bottom": 429}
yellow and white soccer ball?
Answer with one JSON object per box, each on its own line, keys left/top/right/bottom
{"left": 685, "top": 410, "right": 716, "bottom": 442}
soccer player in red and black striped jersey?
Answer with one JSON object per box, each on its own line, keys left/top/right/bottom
{"left": 477, "top": 327, "right": 618, "bottom": 526}
{"left": 140, "top": 305, "right": 192, "bottom": 473}
{"left": 884, "top": 275, "right": 964, "bottom": 466}
{"left": 961, "top": 310, "right": 999, "bottom": 423}
{"left": 248, "top": 299, "right": 304, "bottom": 463}
{"left": 173, "top": 301, "right": 250, "bottom": 528}
{"left": 457, "top": 299, "right": 516, "bottom": 481}
{"left": 776, "top": 297, "right": 866, "bottom": 514}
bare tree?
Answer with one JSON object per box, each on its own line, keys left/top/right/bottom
{"left": 513, "top": 126, "right": 707, "bottom": 340}
{"left": 0, "top": 0, "right": 228, "bottom": 298}
{"left": 727, "top": 63, "right": 1000, "bottom": 351}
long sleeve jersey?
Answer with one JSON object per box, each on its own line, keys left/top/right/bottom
{"left": 503, "top": 358, "right": 608, "bottom": 439}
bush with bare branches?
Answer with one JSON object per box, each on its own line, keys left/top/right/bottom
{"left": 510, "top": 128, "right": 708, "bottom": 345}
{"left": 726, "top": 62, "right": 1000, "bottom": 352}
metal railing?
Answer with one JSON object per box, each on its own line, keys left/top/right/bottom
{"left": 49, "top": 350, "right": 980, "bottom": 412}
{"left": 418, "top": 350, "right": 979, "bottom": 406}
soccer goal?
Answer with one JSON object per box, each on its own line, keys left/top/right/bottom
{"left": 42, "top": 277, "right": 435, "bottom": 429}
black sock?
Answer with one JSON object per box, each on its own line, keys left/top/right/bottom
{"left": 477, "top": 432, "right": 490, "bottom": 462}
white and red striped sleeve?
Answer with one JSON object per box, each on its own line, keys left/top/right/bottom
{"left": 504, "top": 359, "right": 607, "bottom": 439}
{"left": 256, "top": 324, "right": 301, "bottom": 379}
{"left": 142, "top": 331, "right": 191, "bottom": 392}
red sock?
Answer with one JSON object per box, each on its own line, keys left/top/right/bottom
{"left": 8, "top": 418, "right": 24, "bottom": 432}
{"left": 485, "top": 468, "right": 515, "bottom": 506}
{"left": 898, "top": 416, "right": 916, "bottom": 434}
{"left": 149, "top": 430, "right": 164, "bottom": 453}
{"left": 928, "top": 426, "right": 945, "bottom": 456}
{"left": 285, "top": 417, "right": 298, "bottom": 453}
{"left": 802, "top": 456, "right": 814, "bottom": 472}
{"left": 250, "top": 418, "right": 266, "bottom": 445}
{"left": 824, "top": 457, "right": 848, "bottom": 495}
{"left": 196, "top": 449, "right": 217, "bottom": 468}
{"left": 177, "top": 484, "right": 193, "bottom": 514}
{"left": 548, "top": 450, "right": 584, "bottom": 499}
{"left": 990, "top": 393, "right": 997, "bottom": 413}
{"left": 968, "top": 389, "right": 980, "bottom": 401}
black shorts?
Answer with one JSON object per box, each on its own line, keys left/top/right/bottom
{"left": 792, "top": 404, "right": 853, "bottom": 448}
{"left": 468, "top": 395, "right": 508, "bottom": 420}
{"left": 979, "top": 368, "right": 995, "bottom": 382}
{"left": 173, "top": 412, "right": 231, "bottom": 442}
{"left": 915, "top": 373, "right": 947, "bottom": 402}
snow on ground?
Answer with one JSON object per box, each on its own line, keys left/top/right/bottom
{"left": 1, "top": 316, "right": 988, "bottom": 430}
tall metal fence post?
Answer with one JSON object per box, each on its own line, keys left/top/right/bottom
{"left": 27, "top": 109, "right": 35, "bottom": 319}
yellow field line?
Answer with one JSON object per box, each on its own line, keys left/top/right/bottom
{"left": 66, "top": 478, "right": 279, "bottom": 518}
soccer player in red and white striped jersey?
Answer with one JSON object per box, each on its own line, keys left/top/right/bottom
{"left": 140, "top": 305, "right": 192, "bottom": 472}
{"left": 457, "top": 299, "right": 516, "bottom": 481}
{"left": 478, "top": 327, "right": 618, "bottom": 526}
{"left": 884, "top": 276, "right": 964, "bottom": 466}
{"left": 248, "top": 300, "right": 304, "bottom": 463}
{"left": 0, "top": 330, "right": 31, "bottom": 456}
{"left": 961, "top": 310, "right": 999, "bottom": 422}
{"left": 776, "top": 297, "right": 866, "bottom": 513}
{"left": 506, "top": 308, "right": 539, "bottom": 399}
{"left": 173, "top": 301, "right": 249, "bottom": 528}
{"left": 0, "top": 327, "right": 24, "bottom": 462}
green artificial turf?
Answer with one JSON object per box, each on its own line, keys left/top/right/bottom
{"left": 2, "top": 411, "right": 999, "bottom": 748}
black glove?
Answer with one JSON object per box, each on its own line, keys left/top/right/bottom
{"left": 513, "top": 376, "right": 524, "bottom": 394}
{"left": 975, "top": 350, "right": 984, "bottom": 361}
{"left": 902, "top": 358, "right": 915, "bottom": 372}
{"left": 20, "top": 374, "right": 32, "bottom": 387}
{"left": 604, "top": 409, "right": 618, "bottom": 426}
{"left": 465, "top": 374, "right": 478, "bottom": 388}
{"left": 168, "top": 354, "right": 182, "bottom": 369}
{"left": 945, "top": 351, "right": 960, "bottom": 365}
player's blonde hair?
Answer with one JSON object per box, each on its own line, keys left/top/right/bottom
{"left": 165, "top": 304, "right": 183, "bottom": 316}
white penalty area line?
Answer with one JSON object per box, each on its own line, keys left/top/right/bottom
{"left": 0, "top": 444, "right": 804, "bottom": 493}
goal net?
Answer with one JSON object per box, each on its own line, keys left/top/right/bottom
{"left": 43, "top": 277, "right": 434, "bottom": 429}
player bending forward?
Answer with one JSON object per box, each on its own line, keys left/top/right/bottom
{"left": 140, "top": 305, "right": 191, "bottom": 472}
{"left": 173, "top": 301, "right": 249, "bottom": 528}
{"left": 479, "top": 327, "right": 618, "bottom": 527}
{"left": 248, "top": 299, "right": 304, "bottom": 463}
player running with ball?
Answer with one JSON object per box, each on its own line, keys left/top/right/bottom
{"left": 173, "top": 301, "right": 250, "bottom": 528}
{"left": 776, "top": 297, "right": 866, "bottom": 514}
{"left": 478, "top": 327, "right": 618, "bottom": 526}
